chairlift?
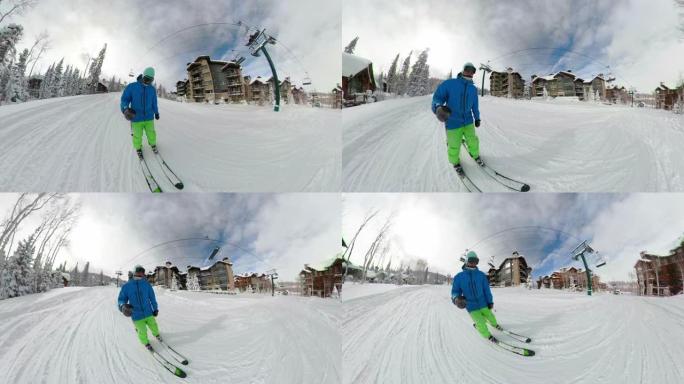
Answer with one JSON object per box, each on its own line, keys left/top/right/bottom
{"left": 302, "top": 73, "right": 312, "bottom": 86}
{"left": 128, "top": 69, "right": 135, "bottom": 78}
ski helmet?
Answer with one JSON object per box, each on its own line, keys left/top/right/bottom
{"left": 463, "top": 62, "right": 476, "bottom": 73}
{"left": 466, "top": 251, "right": 479, "bottom": 264}
{"left": 134, "top": 265, "right": 145, "bottom": 275}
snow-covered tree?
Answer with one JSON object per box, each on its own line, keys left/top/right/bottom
{"left": 396, "top": 52, "right": 412, "bottom": 96}
{"left": 344, "top": 37, "right": 359, "bottom": 54}
{"left": 3, "top": 47, "right": 28, "bottom": 101}
{"left": 87, "top": 43, "right": 106, "bottom": 93}
{"left": 170, "top": 274, "right": 178, "bottom": 290}
{"left": 0, "top": 1, "right": 39, "bottom": 25}
{"left": 50, "top": 58, "right": 63, "bottom": 98}
{"left": 0, "top": 235, "right": 36, "bottom": 299}
{"left": 187, "top": 273, "right": 200, "bottom": 291}
{"left": 81, "top": 261, "right": 89, "bottom": 286}
{"left": 407, "top": 49, "right": 429, "bottom": 97}
{"left": 99, "top": 270, "right": 103, "bottom": 286}
{"left": 70, "top": 262, "right": 79, "bottom": 286}
{"left": 385, "top": 53, "right": 400, "bottom": 93}
{"left": 0, "top": 23, "right": 23, "bottom": 102}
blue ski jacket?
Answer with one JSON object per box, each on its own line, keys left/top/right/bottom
{"left": 431, "top": 73, "right": 480, "bottom": 130}
{"left": 120, "top": 76, "right": 158, "bottom": 122}
{"left": 451, "top": 267, "right": 493, "bottom": 312}
{"left": 117, "top": 278, "right": 158, "bottom": 321}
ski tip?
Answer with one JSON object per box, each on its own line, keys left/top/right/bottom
{"left": 175, "top": 183, "right": 184, "bottom": 190}
{"left": 181, "top": 360, "right": 189, "bottom": 365}
{"left": 526, "top": 338, "right": 532, "bottom": 343}
{"left": 521, "top": 184, "right": 531, "bottom": 192}
{"left": 526, "top": 349, "right": 535, "bottom": 357}
{"left": 175, "top": 368, "right": 187, "bottom": 378}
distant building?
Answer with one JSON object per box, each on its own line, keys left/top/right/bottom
{"left": 538, "top": 266, "right": 604, "bottom": 291}
{"left": 185, "top": 56, "right": 230, "bottom": 103}
{"left": 487, "top": 251, "right": 532, "bottom": 286}
{"left": 299, "top": 255, "right": 345, "bottom": 298}
{"left": 249, "top": 76, "right": 272, "bottom": 105}
{"left": 187, "top": 257, "right": 235, "bottom": 291}
{"left": 342, "top": 52, "right": 376, "bottom": 105}
{"left": 27, "top": 76, "right": 42, "bottom": 99}
{"left": 152, "top": 261, "right": 181, "bottom": 288}
{"left": 532, "top": 71, "right": 605, "bottom": 100}
{"left": 221, "top": 61, "right": 246, "bottom": 103}
{"left": 235, "top": 273, "right": 272, "bottom": 293}
{"left": 655, "top": 82, "right": 680, "bottom": 110}
{"left": 176, "top": 80, "right": 188, "bottom": 97}
{"left": 489, "top": 68, "right": 525, "bottom": 98}
{"left": 635, "top": 235, "right": 684, "bottom": 296}
{"left": 605, "top": 85, "right": 629, "bottom": 104}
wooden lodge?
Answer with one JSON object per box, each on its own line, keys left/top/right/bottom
{"left": 489, "top": 68, "right": 525, "bottom": 98}
{"left": 152, "top": 261, "right": 181, "bottom": 289}
{"left": 531, "top": 71, "right": 605, "bottom": 100}
{"left": 186, "top": 257, "right": 235, "bottom": 291}
{"left": 537, "top": 266, "right": 603, "bottom": 291}
{"left": 234, "top": 273, "right": 271, "bottom": 293}
{"left": 635, "top": 235, "right": 684, "bottom": 296}
{"left": 299, "top": 255, "right": 345, "bottom": 298}
{"left": 342, "top": 52, "right": 376, "bottom": 106}
{"left": 655, "top": 82, "right": 680, "bottom": 110}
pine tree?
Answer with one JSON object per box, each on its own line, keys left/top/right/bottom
{"left": 99, "top": 270, "right": 104, "bottom": 286}
{"left": 0, "top": 236, "right": 37, "bottom": 298}
{"left": 0, "top": 24, "right": 24, "bottom": 102}
{"left": 407, "top": 49, "right": 429, "bottom": 97}
{"left": 81, "top": 261, "right": 89, "bottom": 287}
{"left": 39, "top": 63, "right": 53, "bottom": 99}
{"left": 4, "top": 47, "right": 28, "bottom": 101}
{"left": 386, "top": 53, "right": 400, "bottom": 93}
{"left": 170, "top": 274, "right": 178, "bottom": 290}
{"left": 344, "top": 37, "right": 359, "bottom": 54}
{"left": 71, "top": 263, "right": 80, "bottom": 286}
{"left": 187, "top": 272, "right": 200, "bottom": 291}
{"left": 50, "top": 58, "right": 64, "bottom": 98}
{"left": 87, "top": 44, "right": 107, "bottom": 93}
{"left": 397, "top": 52, "right": 412, "bottom": 96}
{"left": 378, "top": 72, "right": 384, "bottom": 92}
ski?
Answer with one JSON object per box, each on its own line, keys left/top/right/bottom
{"left": 148, "top": 347, "right": 187, "bottom": 378}
{"left": 455, "top": 168, "right": 482, "bottom": 193}
{"left": 461, "top": 143, "right": 530, "bottom": 192}
{"left": 494, "top": 327, "right": 532, "bottom": 343}
{"left": 491, "top": 338, "right": 535, "bottom": 357}
{"left": 153, "top": 150, "right": 184, "bottom": 190}
{"left": 156, "top": 339, "right": 189, "bottom": 365}
{"left": 138, "top": 157, "right": 162, "bottom": 193}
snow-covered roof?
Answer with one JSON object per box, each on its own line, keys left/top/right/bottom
{"left": 532, "top": 75, "right": 555, "bottom": 82}
{"left": 61, "top": 272, "right": 71, "bottom": 281}
{"left": 555, "top": 71, "right": 576, "bottom": 79}
{"left": 250, "top": 76, "right": 266, "bottom": 85}
{"left": 342, "top": 52, "right": 372, "bottom": 77}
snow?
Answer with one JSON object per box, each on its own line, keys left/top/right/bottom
{"left": 0, "top": 286, "right": 340, "bottom": 383}
{"left": 0, "top": 93, "right": 340, "bottom": 192}
{"left": 341, "top": 282, "right": 407, "bottom": 302}
{"left": 342, "top": 53, "right": 372, "bottom": 77}
{"left": 343, "top": 285, "right": 684, "bottom": 383}
{"left": 343, "top": 95, "right": 684, "bottom": 191}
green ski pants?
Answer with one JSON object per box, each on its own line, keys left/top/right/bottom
{"left": 133, "top": 315, "right": 160, "bottom": 345}
{"left": 469, "top": 307, "right": 498, "bottom": 339}
{"left": 131, "top": 120, "right": 157, "bottom": 150}
{"left": 446, "top": 123, "right": 479, "bottom": 165}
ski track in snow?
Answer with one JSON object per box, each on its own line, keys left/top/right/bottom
{"left": 0, "top": 93, "right": 341, "bottom": 192}
{"left": 342, "top": 285, "right": 684, "bottom": 384}
{"left": 342, "top": 96, "right": 684, "bottom": 192}
{"left": 0, "top": 286, "right": 341, "bottom": 384}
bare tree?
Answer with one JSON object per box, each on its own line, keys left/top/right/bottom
{"left": 0, "top": 0, "right": 38, "bottom": 25}
{"left": 33, "top": 198, "right": 80, "bottom": 270}
{"left": 361, "top": 214, "right": 394, "bottom": 283}
{"left": 0, "top": 193, "right": 58, "bottom": 261}
{"left": 26, "top": 31, "right": 49, "bottom": 78}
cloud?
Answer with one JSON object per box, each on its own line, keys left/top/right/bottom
{"left": 11, "top": 0, "right": 340, "bottom": 91}
{"left": 0, "top": 193, "right": 340, "bottom": 281}
{"left": 342, "top": 193, "right": 684, "bottom": 281}
{"left": 343, "top": 0, "right": 684, "bottom": 91}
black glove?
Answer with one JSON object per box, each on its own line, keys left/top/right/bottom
{"left": 155, "top": 113, "right": 160, "bottom": 120}
{"left": 123, "top": 108, "right": 136, "bottom": 121}
{"left": 120, "top": 303, "right": 133, "bottom": 317}
{"left": 153, "top": 309, "right": 159, "bottom": 317}
{"left": 474, "top": 119, "right": 481, "bottom": 127}
{"left": 488, "top": 303, "right": 494, "bottom": 310}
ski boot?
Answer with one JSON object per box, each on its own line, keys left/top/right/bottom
{"left": 488, "top": 335, "right": 498, "bottom": 343}
{"left": 474, "top": 156, "right": 485, "bottom": 167}
{"left": 156, "top": 335, "right": 163, "bottom": 342}
{"left": 453, "top": 163, "right": 465, "bottom": 177}
{"left": 144, "top": 343, "right": 154, "bottom": 352}
{"left": 151, "top": 145, "right": 159, "bottom": 154}
{"left": 136, "top": 149, "right": 144, "bottom": 160}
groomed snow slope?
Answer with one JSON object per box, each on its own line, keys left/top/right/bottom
{"left": 343, "top": 285, "right": 684, "bottom": 384}
{"left": 0, "top": 286, "right": 340, "bottom": 383}
{"left": 343, "top": 96, "right": 684, "bottom": 192}
{"left": 0, "top": 93, "right": 340, "bottom": 192}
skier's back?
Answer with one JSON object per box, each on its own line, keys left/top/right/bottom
{"left": 117, "top": 265, "right": 161, "bottom": 349}
{"left": 451, "top": 251, "right": 500, "bottom": 341}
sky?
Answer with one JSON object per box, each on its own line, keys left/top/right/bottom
{"left": 342, "top": 193, "right": 684, "bottom": 282}
{"left": 342, "top": 0, "right": 684, "bottom": 92}
{"left": 9, "top": 0, "right": 340, "bottom": 91}
{"left": 0, "top": 193, "right": 340, "bottom": 281}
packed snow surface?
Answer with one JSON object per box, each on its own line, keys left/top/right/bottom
{"left": 343, "top": 95, "right": 684, "bottom": 192}
{"left": 0, "top": 286, "right": 340, "bottom": 383}
{"left": 343, "top": 285, "right": 684, "bottom": 384}
{"left": 0, "top": 93, "right": 340, "bottom": 192}
{"left": 341, "top": 282, "right": 408, "bottom": 301}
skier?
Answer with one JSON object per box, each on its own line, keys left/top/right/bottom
{"left": 451, "top": 251, "right": 501, "bottom": 342}
{"left": 117, "top": 265, "right": 162, "bottom": 351}
{"left": 432, "top": 62, "right": 482, "bottom": 176}
{"left": 120, "top": 67, "right": 160, "bottom": 159}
